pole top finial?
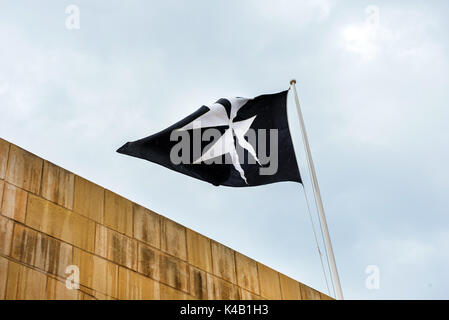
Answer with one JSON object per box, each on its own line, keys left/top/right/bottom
{"left": 290, "top": 79, "right": 296, "bottom": 85}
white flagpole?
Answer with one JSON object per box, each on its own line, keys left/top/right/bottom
{"left": 289, "top": 79, "right": 344, "bottom": 300}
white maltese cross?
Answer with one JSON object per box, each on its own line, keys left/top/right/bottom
{"left": 177, "top": 97, "right": 261, "bottom": 184}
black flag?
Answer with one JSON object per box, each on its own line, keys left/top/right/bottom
{"left": 117, "top": 90, "right": 301, "bottom": 187}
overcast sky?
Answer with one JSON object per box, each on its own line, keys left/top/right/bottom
{"left": 1, "top": 0, "right": 448, "bottom": 299}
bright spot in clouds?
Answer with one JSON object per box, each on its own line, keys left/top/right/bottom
{"left": 341, "top": 24, "right": 381, "bottom": 60}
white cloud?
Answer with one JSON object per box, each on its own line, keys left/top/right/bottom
{"left": 340, "top": 24, "right": 384, "bottom": 60}
{"left": 339, "top": 6, "right": 444, "bottom": 62}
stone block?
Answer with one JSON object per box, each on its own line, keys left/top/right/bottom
{"left": 95, "top": 224, "right": 137, "bottom": 270}
{"left": 186, "top": 229, "right": 212, "bottom": 273}
{"left": 11, "top": 224, "right": 72, "bottom": 277}
{"left": 161, "top": 217, "right": 187, "bottom": 260}
{"left": 73, "top": 176, "right": 104, "bottom": 224}
{"left": 1, "top": 182, "right": 27, "bottom": 223}
{"left": 160, "top": 283, "right": 189, "bottom": 300}
{"left": 235, "top": 252, "right": 260, "bottom": 295}
{"left": 0, "top": 180, "right": 4, "bottom": 206}
{"left": 0, "top": 138, "right": 10, "bottom": 179}
{"left": 211, "top": 241, "right": 237, "bottom": 284}
{"left": 0, "top": 256, "right": 8, "bottom": 299}
{"left": 206, "top": 273, "right": 240, "bottom": 300}
{"left": 257, "top": 263, "right": 282, "bottom": 300}
{"left": 0, "top": 215, "right": 13, "bottom": 255}
{"left": 189, "top": 266, "right": 208, "bottom": 299}
{"left": 5, "top": 261, "right": 47, "bottom": 299}
{"left": 41, "top": 161, "right": 74, "bottom": 209}
{"left": 300, "top": 283, "right": 322, "bottom": 300}
{"left": 279, "top": 273, "right": 301, "bottom": 300}
{"left": 73, "top": 248, "right": 119, "bottom": 298}
{"left": 133, "top": 203, "right": 160, "bottom": 248}
{"left": 26, "top": 195, "right": 96, "bottom": 252}
{"left": 138, "top": 243, "right": 189, "bottom": 292}
{"left": 118, "top": 267, "right": 160, "bottom": 300}
{"left": 104, "top": 190, "right": 133, "bottom": 237}
{"left": 5, "top": 145, "right": 42, "bottom": 194}
{"left": 47, "top": 277, "right": 80, "bottom": 300}
{"left": 240, "top": 288, "right": 263, "bottom": 300}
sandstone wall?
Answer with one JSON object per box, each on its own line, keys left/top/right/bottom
{"left": 0, "top": 137, "right": 332, "bottom": 300}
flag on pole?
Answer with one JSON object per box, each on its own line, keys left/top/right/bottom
{"left": 117, "top": 90, "right": 301, "bottom": 187}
